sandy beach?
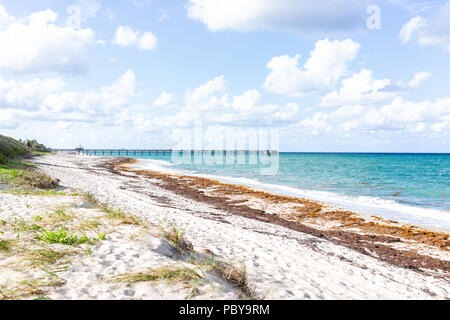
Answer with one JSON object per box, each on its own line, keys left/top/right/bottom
{"left": 0, "top": 153, "right": 449, "bottom": 300}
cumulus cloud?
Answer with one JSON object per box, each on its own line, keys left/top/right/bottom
{"left": 320, "top": 70, "right": 431, "bottom": 107}
{"left": 153, "top": 91, "right": 174, "bottom": 107}
{"left": 0, "top": 77, "right": 66, "bottom": 110}
{"left": 399, "top": 16, "right": 426, "bottom": 43}
{"left": 0, "top": 70, "right": 138, "bottom": 129}
{"left": 113, "top": 25, "right": 158, "bottom": 50}
{"left": 399, "top": 1, "right": 450, "bottom": 52}
{"left": 176, "top": 77, "right": 299, "bottom": 127}
{"left": 0, "top": 5, "right": 95, "bottom": 74}
{"left": 186, "top": 0, "right": 369, "bottom": 34}
{"left": 407, "top": 71, "right": 431, "bottom": 87}
{"left": 263, "top": 39, "right": 360, "bottom": 97}
{"left": 298, "top": 97, "right": 450, "bottom": 136}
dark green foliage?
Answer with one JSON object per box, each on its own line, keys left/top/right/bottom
{"left": 0, "top": 135, "right": 30, "bottom": 160}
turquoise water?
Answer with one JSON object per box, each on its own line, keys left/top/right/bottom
{"left": 88, "top": 151, "right": 450, "bottom": 229}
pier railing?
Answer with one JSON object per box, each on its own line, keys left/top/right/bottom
{"left": 53, "top": 149, "right": 279, "bottom": 156}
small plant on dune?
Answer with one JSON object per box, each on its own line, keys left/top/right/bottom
{"left": 77, "top": 217, "right": 102, "bottom": 231}
{"left": 112, "top": 266, "right": 200, "bottom": 285}
{"left": 48, "top": 205, "right": 76, "bottom": 223}
{"left": 24, "top": 248, "right": 72, "bottom": 267}
{"left": 163, "top": 223, "right": 194, "bottom": 255}
{"left": 82, "top": 192, "right": 100, "bottom": 208}
{"left": 37, "top": 228, "right": 94, "bottom": 246}
{"left": 13, "top": 218, "right": 40, "bottom": 233}
{"left": 97, "top": 233, "right": 106, "bottom": 241}
{"left": 0, "top": 239, "right": 14, "bottom": 252}
{"left": 82, "top": 192, "right": 141, "bottom": 225}
{"left": 100, "top": 204, "right": 141, "bottom": 225}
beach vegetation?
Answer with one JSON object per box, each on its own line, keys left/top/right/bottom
{"left": 24, "top": 248, "right": 72, "bottom": 267}
{"left": 1, "top": 188, "right": 74, "bottom": 196}
{"left": 112, "top": 265, "right": 200, "bottom": 284}
{"left": 0, "top": 239, "right": 14, "bottom": 252}
{"left": 100, "top": 204, "right": 141, "bottom": 225}
{"left": 82, "top": 192, "right": 142, "bottom": 225}
{"left": 48, "top": 205, "right": 76, "bottom": 223}
{"left": 37, "top": 228, "right": 95, "bottom": 245}
{"left": 163, "top": 223, "right": 194, "bottom": 255}
{"left": 0, "top": 161, "right": 58, "bottom": 190}
{"left": 77, "top": 217, "right": 102, "bottom": 231}
{"left": 82, "top": 192, "right": 100, "bottom": 208}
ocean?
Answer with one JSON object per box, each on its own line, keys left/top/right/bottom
{"left": 89, "top": 151, "right": 450, "bottom": 230}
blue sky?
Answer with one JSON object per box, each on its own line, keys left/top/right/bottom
{"left": 0, "top": 0, "right": 449, "bottom": 152}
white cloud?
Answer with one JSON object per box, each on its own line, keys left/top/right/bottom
{"left": 299, "top": 97, "right": 450, "bottom": 136}
{"left": 175, "top": 77, "right": 299, "bottom": 127}
{"left": 186, "top": 76, "right": 226, "bottom": 106}
{"left": 408, "top": 71, "right": 431, "bottom": 87}
{"left": 113, "top": 25, "right": 158, "bottom": 51}
{"left": 0, "top": 70, "right": 138, "bottom": 128}
{"left": 320, "top": 69, "right": 393, "bottom": 107}
{"left": 399, "top": 1, "right": 450, "bottom": 52}
{"left": 320, "top": 70, "right": 431, "bottom": 107}
{"left": 186, "top": 0, "right": 369, "bottom": 34}
{"left": 0, "top": 5, "right": 95, "bottom": 73}
{"left": 153, "top": 91, "right": 174, "bottom": 107}
{"left": 0, "top": 77, "right": 66, "bottom": 110}
{"left": 399, "top": 16, "right": 426, "bottom": 43}
{"left": 263, "top": 39, "right": 360, "bottom": 97}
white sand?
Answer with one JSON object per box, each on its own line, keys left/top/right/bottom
{"left": 2, "top": 153, "right": 449, "bottom": 299}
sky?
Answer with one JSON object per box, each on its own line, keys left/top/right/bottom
{"left": 0, "top": 0, "right": 449, "bottom": 152}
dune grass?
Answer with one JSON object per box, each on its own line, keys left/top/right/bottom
{"left": 82, "top": 192, "right": 142, "bottom": 225}
{"left": 0, "top": 161, "right": 58, "bottom": 190}
{"left": 0, "top": 239, "right": 14, "bottom": 252}
{"left": 113, "top": 266, "right": 200, "bottom": 285}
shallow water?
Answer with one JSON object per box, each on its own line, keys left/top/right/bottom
{"left": 89, "top": 151, "right": 450, "bottom": 229}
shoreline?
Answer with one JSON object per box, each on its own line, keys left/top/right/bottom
{"left": 2, "top": 154, "right": 449, "bottom": 299}
{"left": 90, "top": 153, "right": 450, "bottom": 232}
{"left": 108, "top": 157, "right": 449, "bottom": 272}
{"left": 125, "top": 156, "right": 450, "bottom": 234}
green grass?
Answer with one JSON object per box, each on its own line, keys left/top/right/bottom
{"left": 0, "top": 160, "right": 57, "bottom": 189}
{"left": 0, "top": 239, "right": 14, "bottom": 252}
{"left": 31, "top": 151, "right": 55, "bottom": 156}
{"left": 1, "top": 189, "right": 74, "bottom": 196}
{"left": 37, "top": 229, "right": 94, "bottom": 245}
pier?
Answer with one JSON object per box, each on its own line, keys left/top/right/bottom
{"left": 53, "top": 149, "right": 278, "bottom": 156}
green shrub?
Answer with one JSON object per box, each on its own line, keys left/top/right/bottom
{"left": 0, "top": 154, "right": 7, "bottom": 165}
